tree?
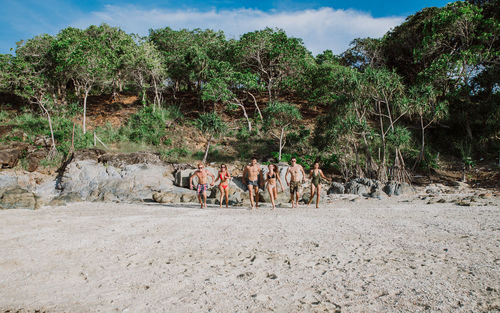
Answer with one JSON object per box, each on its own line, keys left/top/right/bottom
{"left": 237, "top": 28, "right": 312, "bottom": 101}
{"left": 195, "top": 112, "right": 227, "bottom": 163}
{"left": 406, "top": 84, "right": 448, "bottom": 169}
{"left": 262, "top": 102, "right": 302, "bottom": 161}
{"left": 12, "top": 35, "right": 57, "bottom": 157}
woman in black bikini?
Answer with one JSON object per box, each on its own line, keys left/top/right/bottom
{"left": 214, "top": 164, "right": 231, "bottom": 208}
{"left": 265, "top": 164, "right": 284, "bottom": 210}
{"left": 307, "top": 162, "right": 329, "bottom": 208}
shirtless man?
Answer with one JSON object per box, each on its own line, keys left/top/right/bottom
{"left": 242, "top": 157, "right": 264, "bottom": 209}
{"left": 189, "top": 162, "right": 215, "bottom": 209}
{"left": 285, "top": 157, "right": 306, "bottom": 208}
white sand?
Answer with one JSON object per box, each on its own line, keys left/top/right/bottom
{"left": 0, "top": 199, "right": 499, "bottom": 312}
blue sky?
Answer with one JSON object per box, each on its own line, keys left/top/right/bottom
{"left": 0, "top": 0, "right": 453, "bottom": 55}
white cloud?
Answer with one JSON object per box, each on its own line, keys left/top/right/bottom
{"left": 72, "top": 6, "right": 404, "bottom": 55}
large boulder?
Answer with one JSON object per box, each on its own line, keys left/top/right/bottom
{"left": 98, "top": 152, "right": 163, "bottom": 167}
{"left": 327, "top": 182, "right": 345, "bottom": 195}
{"left": 0, "top": 187, "right": 37, "bottom": 209}
{"left": 0, "top": 143, "right": 29, "bottom": 168}
{"left": 58, "top": 160, "right": 174, "bottom": 203}
{"left": 383, "top": 182, "right": 415, "bottom": 196}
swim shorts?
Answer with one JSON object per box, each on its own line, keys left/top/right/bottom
{"left": 247, "top": 180, "right": 259, "bottom": 187}
{"left": 290, "top": 181, "right": 300, "bottom": 194}
{"left": 197, "top": 183, "right": 208, "bottom": 195}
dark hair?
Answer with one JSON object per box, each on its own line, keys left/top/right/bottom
{"left": 291, "top": 157, "right": 297, "bottom": 161}
{"left": 251, "top": 157, "right": 257, "bottom": 161}
{"left": 221, "top": 164, "right": 226, "bottom": 169}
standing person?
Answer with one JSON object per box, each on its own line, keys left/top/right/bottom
{"left": 214, "top": 164, "right": 231, "bottom": 208}
{"left": 189, "top": 162, "right": 215, "bottom": 209}
{"left": 265, "top": 164, "right": 284, "bottom": 210}
{"left": 242, "top": 157, "right": 263, "bottom": 209}
{"left": 307, "top": 162, "right": 329, "bottom": 208}
{"left": 285, "top": 157, "right": 306, "bottom": 208}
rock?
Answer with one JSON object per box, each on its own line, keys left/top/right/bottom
{"left": 72, "top": 148, "right": 106, "bottom": 162}
{"left": 383, "top": 182, "right": 415, "bottom": 196}
{"left": 327, "top": 182, "right": 345, "bottom": 195}
{"left": 425, "top": 183, "right": 447, "bottom": 195}
{"left": 33, "top": 179, "right": 59, "bottom": 207}
{"left": 26, "top": 149, "right": 47, "bottom": 172}
{"left": 153, "top": 191, "right": 182, "bottom": 204}
{"left": 0, "top": 174, "right": 18, "bottom": 193}
{"left": 450, "top": 181, "right": 470, "bottom": 190}
{"left": 98, "top": 152, "right": 164, "bottom": 167}
{"left": 0, "top": 143, "right": 29, "bottom": 168}
{"left": 344, "top": 178, "right": 380, "bottom": 195}
{"left": 0, "top": 187, "right": 36, "bottom": 209}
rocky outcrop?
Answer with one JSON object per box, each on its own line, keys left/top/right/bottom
{"left": 327, "top": 182, "right": 345, "bottom": 195}
{"left": 0, "top": 186, "right": 37, "bottom": 209}
{"left": 56, "top": 160, "right": 174, "bottom": 202}
{"left": 0, "top": 143, "right": 28, "bottom": 168}
{"left": 383, "top": 182, "right": 415, "bottom": 196}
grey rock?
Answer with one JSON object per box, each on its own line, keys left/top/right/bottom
{"left": 383, "top": 182, "right": 415, "bottom": 196}
{"left": 0, "top": 187, "right": 36, "bottom": 209}
{"left": 327, "top": 182, "right": 345, "bottom": 195}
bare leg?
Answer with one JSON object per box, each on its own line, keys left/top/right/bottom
{"left": 296, "top": 190, "right": 300, "bottom": 208}
{"left": 267, "top": 185, "right": 275, "bottom": 209}
{"left": 290, "top": 189, "right": 295, "bottom": 208}
{"left": 248, "top": 185, "right": 255, "bottom": 209}
{"left": 273, "top": 187, "right": 278, "bottom": 206}
{"left": 219, "top": 185, "right": 224, "bottom": 208}
{"left": 316, "top": 185, "right": 321, "bottom": 208}
{"left": 255, "top": 186, "right": 260, "bottom": 208}
{"left": 197, "top": 191, "right": 203, "bottom": 208}
{"left": 203, "top": 191, "right": 207, "bottom": 208}
{"left": 224, "top": 188, "right": 229, "bottom": 208}
{"left": 308, "top": 185, "right": 316, "bottom": 206}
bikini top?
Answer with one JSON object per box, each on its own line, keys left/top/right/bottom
{"left": 220, "top": 172, "right": 229, "bottom": 180}
{"left": 267, "top": 172, "right": 276, "bottom": 179}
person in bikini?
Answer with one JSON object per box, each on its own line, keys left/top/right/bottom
{"left": 242, "top": 157, "right": 263, "bottom": 209}
{"left": 307, "top": 162, "right": 330, "bottom": 208}
{"left": 189, "top": 162, "right": 215, "bottom": 209}
{"left": 265, "top": 164, "right": 284, "bottom": 210}
{"left": 214, "top": 164, "right": 231, "bottom": 208}
{"left": 285, "top": 157, "right": 306, "bottom": 208}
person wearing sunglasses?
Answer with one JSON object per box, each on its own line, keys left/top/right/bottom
{"left": 214, "top": 164, "right": 231, "bottom": 208}
{"left": 189, "top": 162, "right": 215, "bottom": 209}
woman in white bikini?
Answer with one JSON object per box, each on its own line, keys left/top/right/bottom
{"left": 265, "top": 164, "right": 284, "bottom": 210}
{"left": 214, "top": 164, "right": 231, "bottom": 208}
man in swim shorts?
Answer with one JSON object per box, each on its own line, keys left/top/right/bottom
{"left": 285, "top": 157, "right": 306, "bottom": 208}
{"left": 242, "top": 157, "right": 263, "bottom": 209}
{"left": 189, "top": 162, "right": 215, "bottom": 209}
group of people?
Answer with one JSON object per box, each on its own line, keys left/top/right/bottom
{"left": 189, "top": 157, "right": 329, "bottom": 210}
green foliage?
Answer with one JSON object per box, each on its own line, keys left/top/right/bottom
{"left": 194, "top": 112, "right": 227, "bottom": 138}
{"left": 160, "top": 147, "right": 190, "bottom": 162}
{"left": 124, "top": 105, "right": 171, "bottom": 146}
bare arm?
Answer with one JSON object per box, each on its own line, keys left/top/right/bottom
{"left": 189, "top": 172, "right": 197, "bottom": 189}
{"left": 319, "top": 169, "right": 328, "bottom": 181}
{"left": 242, "top": 166, "right": 248, "bottom": 185}
{"left": 214, "top": 172, "right": 220, "bottom": 184}
{"left": 285, "top": 168, "right": 290, "bottom": 185}
{"left": 208, "top": 171, "right": 215, "bottom": 186}
{"left": 276, "top": 174, "right": 284, "bottom": 191}
{"left": 301, "top": 166, "right": 306, "bottom": 183}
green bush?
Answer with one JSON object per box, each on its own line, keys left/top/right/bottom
{"left": 125, "top": 105, "right": 171, "bottom": 146}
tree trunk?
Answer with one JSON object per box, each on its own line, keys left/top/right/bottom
{"left": 202, "top": 134, "right": 213, "bottom": 164}
{"left": 245, "top": 91, "right": 263, "bottom": 122}
{"left": 83, "top": 89, "right": 89, "bottom": 134}
{"left": 235, "top": 101, "right": 252, "bottom": 132}
{"left": 413, "top": 114, "right": 426, "bottom": 171}
{"left": 278, "top": 127, "right": 285, "bottom": 161}
{"left": 39, "top": 102, "right": 56, "bottom": 159}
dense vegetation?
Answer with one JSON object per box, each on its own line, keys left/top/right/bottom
{"left": 0, "top": 0, "right": 498, "bottom": 182}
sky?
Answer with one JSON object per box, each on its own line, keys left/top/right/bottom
{"left": 0, "top": 0, "right": 453, "bottom": 56}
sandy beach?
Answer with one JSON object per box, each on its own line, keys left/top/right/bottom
{"left": 0, "top": 198, "right": 499, "bottom": 312}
